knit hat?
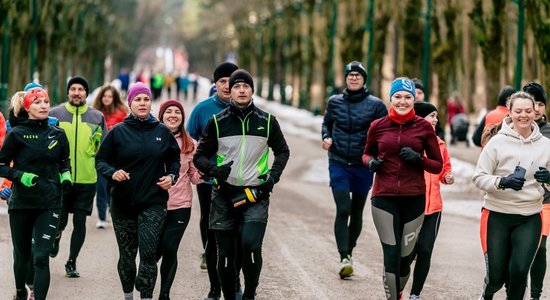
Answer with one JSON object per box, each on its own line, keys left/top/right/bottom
{"left": 127, "top": 82, "right": 152, "bottom": 106}
{"left": 497, "top": 85, "right": 516, "bottom": 106}
{"left": 523, "top": 82, "right": 547, "bottom": 105}
{"left": 412, "top": 78, "right": 425, "bottom": 93}
{"left": 158, "top": 99, "right": 185, "bottom": 122}
{"left": 414, "top": 101, "right": 437, "bottom": 118}
{"left": 389, "top": 78, "right": 416, "bottom": 99}
{"left": 67, "top": 76, "right": 89, "bottom": 96}
{"left": 345, "top": 61, "right": 367, "bottom": 82}
{"left": 24, "top": 82, "right": 43, "bottom": 92}
{"left": 229, "top": 69, "right": 254, "bottom": 92}
{"left": 213, "top": 62, "right": 239, "bottom": 82}
{"left": 23, "top": 88, "right": 49, "bottom": 110}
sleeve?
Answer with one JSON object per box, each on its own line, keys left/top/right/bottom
{"left": 375, "top": 101, "right": 388, "bottom": 119}
{"left": 438, "top": 143, "right": 452, "bottom": 184}
{"left": 164, "top": 132, "right": 181, "bottom": 182}
{"left": 186, "top": 107, "right": 202, "bottom": 141}
{"left": 422, "top": 124, "right": 443, "bottom": 174}
{"left": 321, "top": 100, "right": 333, "bottom": 140}
{"left": 267, "top": 116, "right": 290, "bottom": 183}
{"left": 0, "top": 132, "right": 23, "bottom": 181}
{"left": 193, "top": 119, "right": 219, "bottom": 175}
{"left": 95, "top": 128, "right": 118, "bottom": 178}
{"left": 99, "top": 115, "right": 107, "bottom": 142}
{"left": 472, "top": 142, "right": 501, "bottom": 192}
{"left": 362, "top": 120, "right": 380, "bottom": 165}
{"left": 58, "top": 130, "right": 71, "bottom": 173}
{"left": 0, "top": 112, "right": 6, "bottom": 149}
{"left": 472, "top": 115, "right": 487, "bottom": 147}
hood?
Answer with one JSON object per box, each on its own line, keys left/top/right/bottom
{"left": 123, "top": 113, "right": 159, "bottom": 129}
{"left": 498, "top": 116, "right": 542, "bottom": 143}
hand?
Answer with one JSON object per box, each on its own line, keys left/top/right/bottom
{"left": 20, "top": 172, "right": 39, "bottom": 187}
{"left": 499, "top": 174, "right": 526, "bottom": 191}
{"left": 257, "top": 175, "right": 275, "bottom": 195}
{"left": 534, "top": 167, "right": 550, "bottom": 184}
{"left": 210, "top": 161, "right": 233, "bottom": 182}
{"left": 157, "top": 175, "right": 173, "bottom": 190}
{"left": 322, "top": 138, "right": 332, "bottom": 150}
{"left": 0, "top": 187, "right": 11, "bottom": 200}
{"left": 368, "top": 157, "right": 384, "bottom": 172}
{"left": 444, "top": 173, "right": 454, "bottom": 185}
{"left": 399, "top": 147, "right": 423, "bottom": 163}
{"left": 59, "top": 171, "right": 72, "bottom": 191}
{"left": 112, "top": 169, "right": 130, "bottom": 182}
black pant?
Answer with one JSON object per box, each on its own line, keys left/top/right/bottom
{"left": 332, "top": 189, "right": 368, "bottom": 259}
{"left": 411, "top": 211, "right": 442, "bottom": 296}
{"left": 10, "top": 209, "right": 60, "bottom": 300}
{"left": 215, "top": 221, "right": 266, "bottom": 300}
{"left": 530, "top": 235, "right": 547, "bottom": 298}
{"left": 371, "top": 195, "right": 425, "bottom": 300}
{"left": 158, "top": 208, "right": 191, "bottom": 294}
{"left": 112, "top": 203, "right": 166, "bottom": 298}
{"left": 196, "top": 183, "right": 221, "bottom": 291}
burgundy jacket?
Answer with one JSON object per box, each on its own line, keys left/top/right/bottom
{"left": 362, "top": 115, "right": 442, "bottom": 197}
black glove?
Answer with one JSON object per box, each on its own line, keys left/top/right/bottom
{"left": 368, "top": 158, "right": 384, "bottom": 172}
{"left": 257, "top": 175, "right": 276, "bottom": 195}
{"left": 534, "top": 167, "right": 550, "bottom": 184}
{"left": 210, "top": 161, "right": 233, "bottom": 182}
{"left": 498, "top": 174, "right": 526, "bottom": 191}
{"left": 399, "top": 147, "right": 423, "bottom": 163}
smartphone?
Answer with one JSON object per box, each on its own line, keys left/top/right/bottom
{"left": 513, "top": 165, "right": 526, "bottom": 179}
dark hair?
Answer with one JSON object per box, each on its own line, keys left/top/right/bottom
{"left": 93, "top": 85, "right": 128, "bottom": 115}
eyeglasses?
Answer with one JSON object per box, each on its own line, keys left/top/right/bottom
{"left": 347, "top": 73, "right": 362, "bottom": 79}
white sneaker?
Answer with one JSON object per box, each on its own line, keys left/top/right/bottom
{"left": 339, "top": 256, "right": 353, "bottom": 279}
{"left": 96, "top": 220, "right": 106, "bottom": 229}
{"left": 409, "top": 294, "right": 421, "bottom": 300}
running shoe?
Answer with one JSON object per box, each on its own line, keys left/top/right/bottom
{"left": 158, "top": 291, "right": 170, "bottom": 300}
{"left": 200, "top": 253, "right": 207, "bottom": 270}
{"left": 49, "top": 233, "right": 61, "bottom": 258}
{"left": 96, "top": 220, "right": 106, "bottom": 229}
{"left": 26, "top": 284, "right": 34, "bottom": 300}
{"left": 12, "top": 288, "right": 27, "bottom": 300}
{"left": 65, "top": 260, "right": 80, "bottom": 278}
{"left": 409, "top": 295, "right": 421, "bottom": 300}
{"left": 339, "top": 256, "right": 354, "bottom": 279}
{"left": 204, "top": 288, "right": 221, "bottom": 300}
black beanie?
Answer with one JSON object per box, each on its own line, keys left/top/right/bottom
{"left": 497, "top": 85, "right": 516, "bottom": 106}
{"left": 67, "top": 76, "right": 89, "bottom": 96}
{"left": 344, "top": 61, "right": 367, "bottom": 82}
{"left": 523, "top": 82, "right": 547, "bottom": 105}
{"left": 229, "top": 69, "right": 254, "bottom": 92}
{"left": 213, "top": 62, "right": 239, "bottom": 83}
{"left": 414, "top": 101, "right": 437, "bottom": 118}
{"left": 412, "top": 78, "right": 425, "bottom": 93}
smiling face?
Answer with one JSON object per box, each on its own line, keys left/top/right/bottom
{"left": 130, "top": 93, "right": 152, "bottom": 119}
{"left": 424, "top": 111, "right": 438, "bottom": 130}
{"left": 509, "top": 97, "right": 535, "bottom": 133}
{"left": 27, "top": 97, "right": 50, "bottom": 120}
{"left": 68, "top": 83, "right": 87, "bottom": 106}
{"left": 162, "top": 105, "right": 183, "bottom": 133}
{"left": 390, "top": 91, "right": 415, "bottom": 115}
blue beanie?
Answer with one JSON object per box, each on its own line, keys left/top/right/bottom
{"left": 24, "top": 82, "right": 43, "bottom": 92}
{"left": 389, "top": 78, "right": 416, "bottom": 99}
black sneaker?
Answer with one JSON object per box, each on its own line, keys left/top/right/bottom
{"left": 13, "top": 288, "right": 27, "bottom": 300}
{"left": 158, "top": 291, "right": 170, "bottom": 300}
{"left": 65, "top": 260, "right": 80, "bottom": 278}
{"left": 204, "top": 288, "right": 221, "bottom": 300}
{"left": 49, "top": 233, "right": 61, "bottom": 258}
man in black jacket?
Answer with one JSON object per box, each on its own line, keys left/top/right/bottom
{"left": 321, "top": 61, "right": 387, "bottom": 279}
{"left": 194, "top": 69, "right": 290, "bottom": 300}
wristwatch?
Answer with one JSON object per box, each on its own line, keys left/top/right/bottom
{"left": 168, "top": 174, "right": 177, "bottom": 185}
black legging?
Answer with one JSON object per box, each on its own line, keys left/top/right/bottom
{"left": 371, "top": 195, "right": 425, "bottom": 300}
{"left": 10, "top": 209, "right": 60, "bottom": 300}
{"left": 332, "top": 189, "right": 368, "bottom": 259}
{"left": 480, "top": 210, "right": 541, "bottom": 300}
{"left": 197, "top": 183, "right": 222, "bottom": 292}
{"left": 157, "top": 208, "right": 191, "bottom": 295}
{"left": 58, "top": 208, "right": 87, "bottom": 261}
{"left": 411, "top": 211, "right": 442, "bottom": 296}
{"left": 530, "top": 235, "right": 547, "bottom": 299}
{"left": 215, "top": 222, "right": 266, "bottom": 300}
{"left": 112, "top": 203, "right": 166, "bottom": 298}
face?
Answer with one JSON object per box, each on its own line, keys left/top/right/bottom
{"left": 27, "top": 97, "right": 50, "bottom": 120}
{"left": 534, "top": 101, "right": 546, "bottom": 122}
{"left": 68, "top": 83, "right": 87, "bottom": 106}
{"left": 231, "top": 83, "right": 253, "bottom": 107}
{"left": 415, "top": 88, "right": 425, "bottom": 101}
{"left": 509, "top": 97, "right": 535, "bottom": 132}
{"left": 216, "top": 77, "right": 231, "bottom": 102}
{"left": 101, "top": 89, "right": 114, "bottom": 107}
{"left": 130, "top": 93, "right": 152, "bottom": 119}
{"left": 390, "top": 91, "right": 415, "bottom": 115}
{"left": 162, "top": 105, "right": 183, "bottom": 133}
{"left": 345, "top": 72, "right": 364, "bottom": 91}
{"left": 424, "top": 111, "right": 438, "bottom": 130}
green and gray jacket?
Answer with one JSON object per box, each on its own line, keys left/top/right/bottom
{"left": 194, "top": 102, "right": 290, "bottom": 187}
{"left": 50, "top": 102, "right": 106, "bottom": 184}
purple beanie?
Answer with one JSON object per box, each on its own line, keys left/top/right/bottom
{"left": 127, "top": 82, "right": 152, "bottom": 106}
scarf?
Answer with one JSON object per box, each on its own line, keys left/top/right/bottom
{"left": 388, "top": 107, "right": 415, "bottom": 124}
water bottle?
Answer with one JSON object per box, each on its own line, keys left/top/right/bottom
{"left": 231, "top": 188, "right": 260, "bottom": 208}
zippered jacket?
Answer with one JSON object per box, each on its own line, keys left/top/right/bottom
{"left": 0, "top": 116, "right": 70, "bottom": 210}
{"left": 194, "top": 102, "right": 290, "bottom": 187}
{"left": 50, "top": 102, "right": 106, "bottom": 184}
{"left": 424, "top": 137, "right": 452, "bottom": 214}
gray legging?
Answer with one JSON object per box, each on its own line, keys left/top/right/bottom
{"left": 112, "top": 203, "right": 166, "bottom": 298}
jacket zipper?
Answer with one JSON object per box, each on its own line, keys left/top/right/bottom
{"left": 397, "top": 124, "right": 402, "bottom": 193}
{"left": 74, "top": 106, "right": 79, "bottom": 182}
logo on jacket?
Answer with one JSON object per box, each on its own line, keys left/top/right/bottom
{"left": 23, "top": 134, "right": 39, "bottom": 140}
{"left": 156, "top": 137, "right": 162, "bottom": 141}
{"left": 257, "top": 126, "right": 265, "bottom": 130}
{"left": 48, "top": 140, "right": 58, "bottom": 149}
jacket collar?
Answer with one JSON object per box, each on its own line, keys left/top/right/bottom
{"left": 65, "top": 102, "right": 89, "bottom": 114}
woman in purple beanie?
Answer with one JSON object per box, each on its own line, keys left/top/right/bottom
{"left": 96, "top": 82, "right": 181, "bottom": 300}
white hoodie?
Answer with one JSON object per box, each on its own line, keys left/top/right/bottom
{"left": 473, "top": 117, "right": 550, "bottom": 215}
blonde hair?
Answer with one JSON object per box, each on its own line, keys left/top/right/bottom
{"left": 10, "top": 91, "right": 26, "bottom": 116}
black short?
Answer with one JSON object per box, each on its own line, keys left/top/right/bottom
{"left": 209, "top": 186, "right": 269, "bottom": 231}
{"left": 62, "top": 183, "right": 96, "bottom": 215}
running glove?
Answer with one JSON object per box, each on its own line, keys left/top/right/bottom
{"left": 534, "top": 167, "right": 550, "bottom": 184}
{"left": 368, "top": 157, "right": 384, "bottom": 172}
{"left": 257, "top": 174, "right": 276, "bottom": 195}
{"left": 399, "top": 147, "right": 423, "bottom": 163}
{"left": 498, "top": 174, "right": 526, "bottom": 191}
{"left": 0, "top": 187, "right": 11, "bottom": 200}
{"left": 20, "top": 172, "right": 38, "bottom": 187}
{"left": 60, "top": 171, "right": 73, "bottom": 191}
{"left": 209, "top": 161, "right": 233, "bottom": 182}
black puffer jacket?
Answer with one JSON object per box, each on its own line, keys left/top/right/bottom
{"left": 322, "top": 88, "right": 387, "bottom": 165}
